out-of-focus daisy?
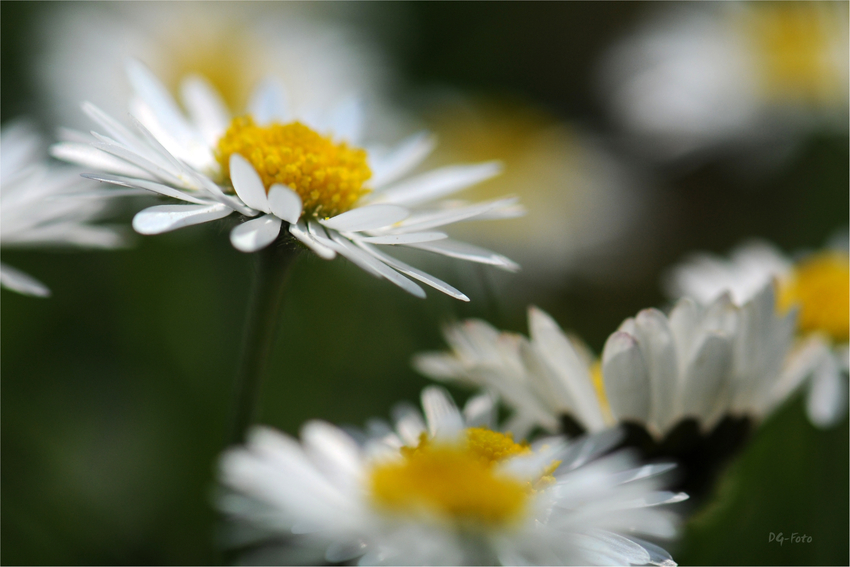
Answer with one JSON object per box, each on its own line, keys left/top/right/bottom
{"left": 665, "top": 235, "right": 849, "bottom": 427}
{"left": 218, "top": 387, "right": 686, "bottom": 566}
{"left": 1, "top": 121, "right": 126, "bottom": 297}
{"left": 419, "top": 95, "right": 650, "bottom": 283}
{"left": 599, "top": 2, "right": 848, "bottom": 164}
{"left": 415, "top": 289, "right": 803, "bottom": 499}
{"left": 416, "top": 292, "right": 799, "bottom": 439}
{"left": 35, "top": 2, "right": 402, "bottom": 137}
{"left": 53, "top": 62, "right": 522, "bottom": 300}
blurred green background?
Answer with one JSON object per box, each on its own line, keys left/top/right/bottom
{"left": 2, "top": 2, "right": 847, "bottom": 565}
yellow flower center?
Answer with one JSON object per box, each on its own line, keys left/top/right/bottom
{"left": 216, "top": 117, "right": 372, "bottom": 218}
{"left": 779, "top": 252, "right": 850, "bottom": 343}
{"left": 746, "top": 3, "right": 845, "bottom": 105}
{"left": 368, "top": 428, "right": 537, "bottom": 528}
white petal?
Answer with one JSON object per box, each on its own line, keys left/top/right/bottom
{"left": 320, "top": 204, "right": 409, "bottom": 232}
{"left": 389, "top": 198, "right": 520, "bottom": 234}
{"left": 289, "top": 221, "right": 336, "bottom": 260}
{"left": 807, "top": 353, "right": 848, "bottom": 427}
{"left": 50, "top": 142, "right": 152, "bottom": 179}
{"left": 602, "top": 331, "right": 651, "bottom": 423}
{"left": 180, "top": 75, "right": 230, "bottom": 146}
{"left": 680, "top": 333, "right": 732, "bottom": 423}
{"left": 90, "top": 135, "right": 186, "bottom": 189}
{"left": 229, "top": 154, "right": 270, "bottom": 214}
{"left": 369, "top": 132, "right": 436, "bottom": 189}
{"left": 372, "top": 161, "right": 502, "bottom": 206}
{"left": 125, "top": 60, "right": 195, "bottom": 146}
{"left": 633, "top": 309, "right": 679, "bottom": 433}
{"left": 81, "top": 173, "right": 210, "bottom": 205}
{"left": 463, "top": 392, "right": 498, "bottom": 429}
{"left": 81, "top": 102, "right": 146, "bottom": 154}
{"left": 248, "top": 79, "right": 289, "bottom": 125}
{"left": 410, "top": 239, "right": 520, "bottom": 272}
{"left": 354, "top": 232, "right": 447, "bottom": 245}
{"left": 327, "top": 233, "right": 425, "bottom": 297}
{"left": 132, "top": 203, "right": 232, "bottom": 235}
{"left": 267, "top": 185, "right": 302, "bottom": 224}
{"left": 356, "top": 242, "right": 469, "bottom": 301}
{"left": 529, "top": 306, "right": 607, "bottom": 431}
{"left": 0, "top": 263, "right": 50, "bottom": 297}
{"left": 421, "top": 386, "right": 464, "bottom": 440}
{"left": 328, "top": 97, "right": 363, "bottom": 144}
{"left": 230, "top": 215, "right": 282, "bottom": 253}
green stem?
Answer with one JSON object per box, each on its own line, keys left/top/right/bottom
{"left": 229, "top": 241, "right": 298, "bottom": 446}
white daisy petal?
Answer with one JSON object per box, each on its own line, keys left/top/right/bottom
{"left": 410, "top": 239, "right": 520, "bottom": 272}
{"left": 421, "top": 386, "right": 464, "bottom": 440}
{"left": 132, "top": 203, "right": 232, "bottom": 235}
{"left": 289, "top": 221, "right": 336, "bottom": 260}
{"left": 230, "top": 214, "right": 283, "bottom": 253}
{"left": 319, "top": 204, "right": 409, "bottom": 232}
{"left": 180, "top": 75, "right": 230, "bottom": 146}
{"left": 680, "top": 333, "right": 732, "bottom": 422}
{"left": 354, "top": 232, "right": 447, "bottom": 245}
{"left": 602, "top": 331, "right": 651, "bottom": 423}
{"left": 389, "top": 198, "right": 520, "bottom": 234}
{"left": 229, "top": 154, "right": 270, "bottom": 214}
{"left": 126, "top": 59, "right": 196, "bottom": 146}
{"left": 633, "top": 309, "right": 679, "bottom": 433}
{"left": 356, "top": 241, "right": 469, "bottom": 301}
{"left": 369, "top": 131, "right": 436, "bottom": 189}
{"left": 807, "top": 353, "right": 848, "bottom": 427}
{"left": 328, "top": 97, "right": 364, "bottom": 144}
{"left": 372, "top": 161, "right": 502, "bottom": 206}
{"left": 50, "top": 142, "right": 152, "bottom": 179}
{"left": 81, "top": 101, "right": 147, "bottom": 154}
{"left": 248, "top": 78, "right": 290, "bottom": 125}
{"left": 81, "top": 173, "right": 211, "bottom": 205}
{"left": 89, "top": 135, "right": 186, "bottom": 189}
{"left": 267, "top": 184, "right": 302, "bottom": 224}
{"left": 327, "top": 233, "right": 425, "bottom": 298}
{"left": 0, "top": 263, "right": 51, "bottom": 297}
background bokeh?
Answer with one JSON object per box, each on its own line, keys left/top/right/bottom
{"left": 2, "top": 2, "right": 847, "bottom": 565}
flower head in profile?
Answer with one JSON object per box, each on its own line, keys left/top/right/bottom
{"left": 54, "top": 62, "right": 521, "bottom": 300}
{"left": 1, "top": 121, "right": 126, "bottom": 297}
{"left": 414, "top": 294, "right": 802, "bottom": 499}
{"left": 218, "top": 387, "right": 685, "bottom": 566}
{"left": 665, "top": 235, "right": 849, "bottom": 427}
{"left": 416, "top": 287, "right": 804, "bottom": 442}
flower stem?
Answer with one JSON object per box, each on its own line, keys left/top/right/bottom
{"left": 229, "top": 241, "right": 298, "bottom": 445}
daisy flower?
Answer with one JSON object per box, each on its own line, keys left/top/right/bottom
{"left": 1, "top": 121, "right": 126, "bottom": 297}
{"left": 414, "top": 288, "right": 803, "bottom": 499}
{"left": 664, "top": 235, "right": 849, "bottom": 427}
{"left": 34, "top": 2, "right": 402, "bottom": 137}
{"left": 598, "top": 2, "right": 848, "bottom": 164}
{"left": 419, "top": 94, "right": 651, "bottom": 285}
{"left": 416, "top": 292, "right": 803, "bottom": 438}
{"left": 218, "top": 387, "right": 686, "bottom": 566}
{"left": 53, "top": 61, "right": 521, "bottom": 300}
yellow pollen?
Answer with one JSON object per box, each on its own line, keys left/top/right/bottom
{"left": 216, "top": 117, "right": 372, "bottom": 218}
{"left": 778, "top": 252, "right": 850, "bottom": 343}
{"left": 369, "top": 428, "right": 536, "bottom": 527}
